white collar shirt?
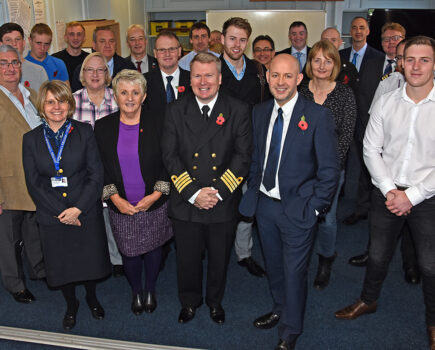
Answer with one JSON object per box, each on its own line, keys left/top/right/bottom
{"left": 161, "top": 67, "right": 180, "bottom": 99}
{"left": 131, "top": 55, "right": 149, "bottom": 74}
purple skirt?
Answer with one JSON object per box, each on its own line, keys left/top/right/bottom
{"left": 108, "top": 201, "right": 173, "bottom": 257}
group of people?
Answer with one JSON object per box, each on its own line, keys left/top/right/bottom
{"left": 0, "top": 13, "right": 434, "bottom": 350}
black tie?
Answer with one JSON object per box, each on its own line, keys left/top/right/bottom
{"left": 384, "top": 59, "right": 395, "bottom": 75}
{"left": 201, "top": 105, "right": 210, "bottom": 121}
{"left": 166, "top": 76, "right": 175, "bottom": 103}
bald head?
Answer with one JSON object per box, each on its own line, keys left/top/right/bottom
{"left": 267, "top": 54, "right": 302, "bottom": 106}
{"left": 321, "top": 28, "right": 343, "bottom": 50}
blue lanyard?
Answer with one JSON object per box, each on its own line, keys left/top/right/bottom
{"left": 43, "top": 122, "right": 72, "bottom": 174}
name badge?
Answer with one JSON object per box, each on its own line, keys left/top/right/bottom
{"left": 51, "top": 176, "right": 68, "bottom": 188}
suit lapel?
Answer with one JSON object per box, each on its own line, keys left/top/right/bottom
{"left": 0, "top": 89, "right": 32, "bottom": 132}
{"left": 183, "top": 94, "right": 205, "bottom": 136}
{"left": 177, "top": 68, "right": 190, "bottom": 99}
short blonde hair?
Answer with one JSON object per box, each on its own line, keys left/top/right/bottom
{"left": 36, "top": 80, "right": 76, "bottom": 120}
{"left": 65, "top": 21, "right": 85, "bottom": 35}
{"left": 79, "top": 52, "right": 111, "bottom": 87}
{"left": 190, "top": 52, "right": 221, "bottom": 73}
{"left": 112, "top": 69, "right": 147, "bottom": 96}
{"left": 306, "top": 40, "right": 341, "bottom": 81}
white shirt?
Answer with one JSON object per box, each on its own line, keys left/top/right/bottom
{"left": 160, "top": 68, "right": 180, "bottom": 99}
{"left": 260, "top": 93, "right": 298, "bottom": 200}
{"left": 363, "top": 83, "right": 435, "bottom": 206}
{"left": 369, "top": 72, "right": 405, "bottom": 114}
{"left": 130, "top": 55, "right": 149, "bottom": 74}
{"left": 0, "top": 83, "right": 40, "bottom": 129}
{"left": 382, "top": 55, "right": 396, "bottom": 74}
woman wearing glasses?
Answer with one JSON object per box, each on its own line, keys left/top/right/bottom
{"left": 22, "top": 80, "right": 111, "bottom": 330}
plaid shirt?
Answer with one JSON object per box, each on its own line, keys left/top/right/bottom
{"left": 73, "top": 87, "right": 118, "bottom": 127}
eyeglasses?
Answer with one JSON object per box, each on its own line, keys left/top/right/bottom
{"left": 0, "top": 59, "right": 21, "bottom": 69}
{"left": 395, "top": 55, "right": 403, "bottom": 61}
{"left": 155, "top": 47, "right": 179, "bottom": 54}
{"left": 44, "top": 99, "right": 69, "bottom": 106}
{"left": 382, "top": 35, "right": 403, "bottom": 43}
{"left": 84, "top": 67, "right": 107, "bottom": 75}
{"left": 253, "top": 48, "right": 274, "bottom": 53}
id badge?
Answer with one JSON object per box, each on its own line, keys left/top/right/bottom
{"left": 51, "top": 176, "right": 68, "bottom": 187}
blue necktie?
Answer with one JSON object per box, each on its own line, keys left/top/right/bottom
{"left": 166, "top": 76, "right": 175, "bottom": 104}
{"left": 263, "top": 108, "right": 284, "bottom": 191}
{"left": 384, "top": 59, "right": 395, "bottom": 75}
{"left": 352, "top": 52, "right": 358, "bottom": 67}
{"left": 295, "top": 52, "right": 303, "bottom": 73}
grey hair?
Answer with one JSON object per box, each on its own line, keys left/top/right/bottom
{"left": 0, "top": 44, "right": 20, "bottom": 57}
{"left": 126, "top": 24, "right": 146, "bottom": 41}
{"left": 112, "top": 69, "right": 147, "bottom": 96}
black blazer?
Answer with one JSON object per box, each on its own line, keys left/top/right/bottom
{"left": 276, "top": 46, "right": 312, "bottom": 83}
{"left": 161, "top": 92, "right": 252, "bottom": 224}
{"left": 143, "top": 67, "right": 191, "bottom": 128}
{"left": 94, "top": 103, "right": 169, "bottom": 214}
{"left": 71, "top": 53, "right": 136, "bottom": 92}
{"left": 340, "top": 45, "right": 385, "bottom": 140}
{"left": 219, "top": 54, "right": 271, "bottom": 110}
{"left": 22, "top": 120, "right": 104, "bottom": 225}
{"left": 125, "top": 54, "right": 158, "bottom": 73}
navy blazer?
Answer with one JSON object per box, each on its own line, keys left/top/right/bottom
{"left": 239, "top": 96, "right": 340, "bottom": 230}
{"left": 22, "top": 120, "right": 104, "bottom": 225}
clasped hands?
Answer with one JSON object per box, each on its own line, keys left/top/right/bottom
{"left": 111, "top": 192, "right": 161, "bottom": 216}
{"left": 58, "top": 207, "right": 82, "bottom": 226}
{"left": 385, "top": 189, "right": 412, "bottom": 216}
{"left": 194, "top": 187, "right": 219, "bottom": 210}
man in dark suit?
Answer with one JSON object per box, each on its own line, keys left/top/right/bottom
{"left": 276, "top": 21, "right": 311, "bottom": 82}
{"left": 70, "top": 26, "right": 135, "bottom": 92}
{"left": 239, "top": 53, "right": 339, "bottom": 350}
{"left": 219, "top": 16, "right": 269, "bottom": 278}
{"left": 125, "top": 24, "right": 158, "bottom": 74}
{"left": 162, "top": 52, "right": 252, "bottom": 325}
{"left": 339, "top": 17, "right": 386, "bottom": 267}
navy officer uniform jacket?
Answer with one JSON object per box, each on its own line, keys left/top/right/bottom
{"left": 161, "top": 91, "right": 252, "bottom": 224}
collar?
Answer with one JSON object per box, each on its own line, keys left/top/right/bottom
{"left": 351, "top": 43, "right": 368, "bottom": 55}
{"left": 161, "top": 67, "right": 180, "bottom": 81}
{"left": 274, "top": 92, "right": 299, "bottom": 117}
{"left": 195, "top": 93, "right": 219, "bottom": 113}
{"left": 81, "top": 87, "right": 112, "bottom": 105}
{"left": 291, "top": 46, "right": 307, "bottom": 55}
{"left": 0, "top": 83, "right": 31, "bottom": 100}
{"left": 401, "top": 82, "right": 435, "bottom": 104}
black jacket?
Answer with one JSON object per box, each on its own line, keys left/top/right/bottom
{"left": 125, "top": 54, "right": 158, "bottom": 73}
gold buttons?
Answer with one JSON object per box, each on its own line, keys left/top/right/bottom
{"left": 62, "top": 192, "right": 67, "bottom": 197}
{"left": 212, "top": 166, "right": 217, "bottom": 171}
{"left": 211, "top": 153, "right": 216, "bottom": 158}
{"left": 194, "top": 153, "right": 199, "bottom": 158}
{"left": 58, "top": 169, "right": 63, "bottom": 174}
{"left": 212, "top": 178, "right": 216, "bottom": 182}
{"left": 193, "top": 177, "right": 196, "bottom": 180}
{"left": 193, "top": 165, "right": 197, "bottom": 170}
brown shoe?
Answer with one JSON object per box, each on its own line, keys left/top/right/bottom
{"left": 335, "top": 299, "right": 377, "bottom": 320}
{"left": 428, "top": 326, "right": 435, "bottom": 350}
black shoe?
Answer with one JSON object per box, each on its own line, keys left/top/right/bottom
{"left": 178, "top": 306, "right": 196, "bottom": 324}
{"left": 12, "top": 289, "right": 35, "bottom": 304}
{"left": 86, "top": 298, "right": 104, "bottom": 320}
{"left": 404, "top": 267, "right": 421, "bottom": 285}
{"left": 144, "top": 292, "right": 157, "bottom": 313}
{"left": 238, "top": 257, "right": 266, "bottom": 277}
{"left": 314, "top": 253, "right": 337, "bottom": 290}
{"left": 209, "top": 305, "right": 225, "bottom": 324}
{"left": 131, "top": 293, "right": 144, "bottom": 315}
{"left": 348, "top": 252, "right": 368, "bottom": 267}
{"left": 342, "top": 213, "right": 368, "bottom": 225}
{"left": 253, "top": 311, "right": 280, "bottom": 329}
{"left": 275, "top": 339, "right": 296, "bottom": 350}
{"left": 112, "top": 265, "right": 124, "bottom": 277}
{"left": 63, "top": 300, "right": 79, "bottom": 331}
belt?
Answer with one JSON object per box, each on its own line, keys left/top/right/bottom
{"left": 260, "top": 192, "right": 281, "bottom": 202}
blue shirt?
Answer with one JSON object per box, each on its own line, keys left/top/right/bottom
{"left": 179, "top": 49, "right": 220, "bottom": 71}
{"left": 350, "top": 43, "right": 368, "bottom": 72}
{"left": 224, "top": 56, "right": 246, "bottom": 81}
{"left": 25, "top": 53, "right": 69, "bottom": 81}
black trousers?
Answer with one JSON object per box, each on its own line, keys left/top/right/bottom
{"left": 171, "top": 218, "right": 237, "bottom": 308}
{"left": 0, "top": 210, "right": 45, "bottom": 293}
{"left": 361, "top": 189, "right": 435, "bottom": 326}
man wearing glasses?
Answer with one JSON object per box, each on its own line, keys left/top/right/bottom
{"left": 0, "top": 44, "right": 45, "bottom": 304}
{"left": 252, "top": 34, "right": 275, "bottom": 70}
{"left": 71, "top": 26, "right": 135, "bottom": 92}
{"left": 380, "top": 22, "right": 406, "bottom": 76}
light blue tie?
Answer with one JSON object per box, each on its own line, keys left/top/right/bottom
{"left": 295, "top": 52, "right": 303, "bottom": 73}
{"left": 352, "top": 52, "right": 358, "bottom": 66}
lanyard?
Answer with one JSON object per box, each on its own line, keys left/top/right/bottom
{"left": 43, "top": 122, "right": 72, "bottom": 174}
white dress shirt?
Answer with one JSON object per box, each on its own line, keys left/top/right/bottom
{"left": 160, "top": 68, "right": 180, "bottom": 99}
{"left": 130, "top": 55, "right": 149, "bottom": 74}
{"left": 364, "top": 83, "right": 435, "bottom": 206}
{"left": 382, "top": 55, "right": 397, "bottom": 74}
{"left": 260, "top": 93, "right": 298, "bottom": 200}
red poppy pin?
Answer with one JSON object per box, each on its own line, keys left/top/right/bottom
{"left": 177, "top": 86, "right": 185, "bottom": 93}
{"left": 216, "top": 113, "right": 225, "bottom": 125}
{"left": 343, "top": 75, "right": 349, "bottom": 85}
{"left": 298, "top": 116, "right": 308, "bottom": 131}
{"left": 53, "top": 71, "right": 58, "bottom": 78}
{"left": 24, "top": 81, "right": 30, "bottom": 87}
{"left": 68, "top": 126, "right": 74, "bottom": 134}
{"left": 140, "top": 128, "right": 143, "bottom": 133}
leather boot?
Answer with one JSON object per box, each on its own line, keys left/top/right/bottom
{"left": 313, "top": 252, "right": 337, "bottom": 290}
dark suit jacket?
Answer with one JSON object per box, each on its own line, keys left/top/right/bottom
{"left": 71, "top": 53, "right": 136, "bottom": 92}
{"left": 219, "top": 54, "right": 271, "bottom": 110}
{"left": 94, "top": 104, "right": 169, "bottom": 214}
{"left": 276, "top": 46, "right": 312, "bottom": 83}
{"left": 239, "top": 96, "right": 339, "bottom": 230}
{"left": 162, "top": 92, "right": 252, "bottom": 224}
{"left": 22, "top": 120, "right": 104, "bottom": 225}
{"left": 143, "top": 67, "right": 191, "bottom": 126}
{"left": 337, "top": 61, "right": 359, "bottom": 96}
{"left": 125, "top": 54, "right": 158, "bottom": 73}
{"left": 339, "top": 45, "right": 384, "bottom": 141}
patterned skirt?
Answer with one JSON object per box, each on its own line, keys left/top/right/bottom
{"left": 108, "top": 201, "right": 173, "bottom": 257}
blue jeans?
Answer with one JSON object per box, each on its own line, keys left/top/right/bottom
{"left": 316, "top": 170, "right": 345, "bottom": 257}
